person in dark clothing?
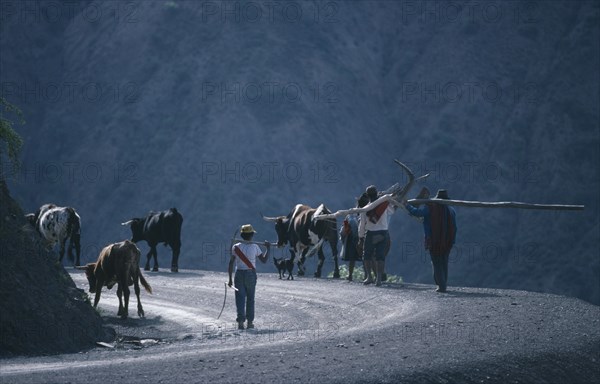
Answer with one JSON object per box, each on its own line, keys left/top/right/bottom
{"left": 404, "top": 189, "right": 457, "bottom": 292}
{"left": 340, "top": 193, "right": 369, "bottom": 281}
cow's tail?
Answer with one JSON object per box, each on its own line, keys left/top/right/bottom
{"left": 65, "top": 207, "right": 80, "bottom": 235}
{"left": 66, "top": 208, "right": 81, "bottom": 263}
{"left": 139, "top": 270, "right": 153, "bottom": 294}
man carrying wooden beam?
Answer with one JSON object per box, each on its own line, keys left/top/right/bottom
{"left": 404, "top": 188, "right": 457, "bottom": 293}
{"left": 358, "top": 185, "right": 398, "bottom": 286}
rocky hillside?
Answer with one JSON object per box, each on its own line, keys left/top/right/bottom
{"left": 1, "top": 1, "right": 598, "bottom": 304}
{"left": 0, "top": 179, "right": 113, "bottom": 356}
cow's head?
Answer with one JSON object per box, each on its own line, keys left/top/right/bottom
{"left": 25, "top": 213, "right": 36, "bottom": 227}
{"left": 262, "top": 214, "right": 289, "bottom": 247}
{"left": 274, "top": 217, "right": 290, "bottom": 247}
{"left": 121, "top": 218, "right": 144, "bottom": 242}
{"left": 76, "top": 263, "right": 98, "bottom": 293}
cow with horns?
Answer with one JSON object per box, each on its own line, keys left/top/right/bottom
{"left": 263, "top": 204, "right": 340, "bottom": 278}
{"left": 26, "top": 203, "right": 81, "bottom": 266}
{"left": 121, "top": 208, "right": 183, "bottom": 272}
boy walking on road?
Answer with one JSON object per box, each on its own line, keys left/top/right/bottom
{"left": 228, "top": 224, "right": 270, "bottom": 329}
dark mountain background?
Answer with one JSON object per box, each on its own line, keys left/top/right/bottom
{"left": 2, "top": 1, "right": 598, "bottom": 304}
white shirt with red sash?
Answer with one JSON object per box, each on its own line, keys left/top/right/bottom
{"left": 358, "top": 202, "right": 396, "bottom": 238}
{"left": 231, "top": 242, "right": 262, "bottom": 271}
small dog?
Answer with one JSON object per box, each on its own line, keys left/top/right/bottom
{"left": 273, "top": 257, "right": 294, "bottom": 280}
{"left": 273, "top": 257, "right": 286, "bottom": 279}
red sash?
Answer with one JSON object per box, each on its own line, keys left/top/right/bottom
{"left": 233, "top": 245, "right": 255, "bottom": 270}
{"left": 367, "top": 201, "right": 390, "bottom": 223}
{"left": 428, "top": 204, "right": 456, "bottom": 256}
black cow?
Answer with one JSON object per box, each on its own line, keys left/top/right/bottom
{"left": 263, "top": 204, "right": 340, "bottom": 278}
{"left": 121, "top": 208, "right": 183, "bottom": 272}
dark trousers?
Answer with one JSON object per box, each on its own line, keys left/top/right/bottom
{"left": 363, "top": 230, "right": 390, "bottom": 261}
{"left": 430, "top": 251, "right": 449, "bottom": 291}
{"left": 234, "top": 269, "right": 257, "bottom": 323}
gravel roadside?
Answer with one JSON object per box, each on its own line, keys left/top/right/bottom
{"left": 1, "top": 270, "right": 598, "bottom": 384}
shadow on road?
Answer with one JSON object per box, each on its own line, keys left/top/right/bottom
{"left": 103, "top": 315, "right": 167, "bottom": 328}
{"left": 142, "top": 271, "right": 205, "bottom": 279}
{"left": 365, "top": 283, "right": 502, "bottom": 299}
{"left": 439, "top": 290, "right": 501, "bottom": 299}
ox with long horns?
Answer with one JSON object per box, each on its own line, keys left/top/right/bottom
{"left": 263, "top": 204, "right": 340, "bottom": 278}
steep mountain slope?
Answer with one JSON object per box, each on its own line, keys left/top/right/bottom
{"left": 1, "top": 1, "right": 598, "bottom": 303}
{"left": 0, "top": 180, "right": 113, "bottom": 356}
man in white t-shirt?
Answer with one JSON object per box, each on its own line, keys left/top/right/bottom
{"left": 358, "top": 185, "right": 397, "bottom": 286}
{"left": 228, "top": 224, "right": 270, "bottom": 330}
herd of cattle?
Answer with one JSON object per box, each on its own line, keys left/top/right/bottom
{"left": 25, "top": 202, "right": 339, "bottom": 318}
{"left": 25, "top": 204, "right": 183, "bottom": 318}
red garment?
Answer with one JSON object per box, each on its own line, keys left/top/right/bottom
{"left": 342, "top": 219, "right": 351, "bottom": 236}
{"left": 427, "top": 203, "right": 455, "bottom": 257}
{"left": 233, "top": 246, "right": 256, "bottom": 271}
{"left": 366, "top": 201, "right": 390, "bottom": 224}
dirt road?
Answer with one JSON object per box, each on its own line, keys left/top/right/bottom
{"left": 1, "top": 270, "right": 599, "bottom": 383}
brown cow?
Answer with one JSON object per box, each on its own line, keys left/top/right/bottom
{"left": 78, "top": 240, "right": 152, "bottom": 319}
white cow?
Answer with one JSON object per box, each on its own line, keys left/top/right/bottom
{"left": 27, "top": 204, "right": 81, "bottom": 266}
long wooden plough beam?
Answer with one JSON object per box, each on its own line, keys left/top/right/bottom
{"left": 405, "top": 199, "right": 584, "bottom": 211}
{"left": 313, "top": 160, "right": 584, "bottom": 221}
